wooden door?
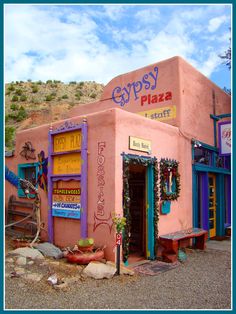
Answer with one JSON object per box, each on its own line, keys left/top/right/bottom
{"left": 208, "top": 174, "right": 216, "bottom": 238}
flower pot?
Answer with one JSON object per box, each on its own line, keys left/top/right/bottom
{"left": 66, "top": 249, "right": 104, "bottom": 265}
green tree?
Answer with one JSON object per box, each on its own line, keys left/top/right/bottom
{"left": 5, "top": 126, "right": 15, "bottom": 148}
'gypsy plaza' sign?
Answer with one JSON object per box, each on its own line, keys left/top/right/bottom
{"left": 218, "top": 121, "right": 231, "bottom": 156}
{"left": 53, "top": 130, "right": 82, "bottom": 152}
{"left": 112, "top": 67, "right": 159, "bottom": 107}
{"left": 52, "top": 188, "right": 81, "bottom": 219}
{"left": 129, "top": 136, "right": 151, "bottom": 154}
{"left": 138, "top": 106, "right": 176, "bottom": 121}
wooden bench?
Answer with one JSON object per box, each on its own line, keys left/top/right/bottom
{"left": 6, "top": 195, "right": 37, "bottom": 238}
{"left": 159, "top": 228, "right": 208, "bottom": 263}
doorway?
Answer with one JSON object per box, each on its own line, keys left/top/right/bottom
{"left": 208, "top": 173, "right": 216, "bottom": 238}
{"left": 128, "top": 164, "right": 146, "bottom": 259}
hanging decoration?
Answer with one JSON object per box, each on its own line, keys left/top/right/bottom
{"left": 37, "top": 150, "right": 48, "bottom": 192}
{"left": 5, "top": 166, "right": 19, "bottom": 187}
{"left": 122, "top": 154, "right": 159, "bottom": 263}
{"left": 20, "top": 141, "right": 36, "bottom": 160}
{"left": 160, "top": 158, "right": 180, "bottom": 201}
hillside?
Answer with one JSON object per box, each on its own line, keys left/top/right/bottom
{"left": 5, "top": 80, "right": 104, "bottom": 150}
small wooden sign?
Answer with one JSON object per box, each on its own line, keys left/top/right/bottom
{"left": 53, "top": 153, "right": 81, "bottom": 175}
{"left": 129, "top": 136, "right": 151, "bottom": 154}
{"left": 53, "top": 130, "right": 82, "bottom": 153}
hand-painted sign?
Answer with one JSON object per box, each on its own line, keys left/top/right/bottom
{"left": 52, "top": 187, "right": 81, "bottom": 219}
{"left": 138, "top": 106, "right": 176, "bottom": 121}
{"left": 140, "top": 91, "right": 172, "bottom": 106}
{"left": 112, "top": 67, "right": 159, "bottom": 107}
{"left": 129, "top": 136, "right": 151, "bottom": 154}
{"left": 218, "top": 121, "right": 231, "bottom": 156}
{"left": 53, "top": 130, "right": 82, "bottom": 153}
{"left": 53, "top": 188, "right": 81, "bottom": 195}
{"left": 53, "top": 153, "right": 81, "bottom": 175}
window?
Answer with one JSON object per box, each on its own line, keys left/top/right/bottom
{"left": 194, "top": 147, "right": 212, "bottom": 166}
{"left": 18, "top": 163, "right": 38, "bottom": 198}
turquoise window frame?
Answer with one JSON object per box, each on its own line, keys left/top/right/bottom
{"left": 18, "top": 163, "right": 38, "bottom": 198}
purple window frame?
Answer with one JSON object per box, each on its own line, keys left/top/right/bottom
{"left": 48, "top": 121, "right": 88, "bottom": 243}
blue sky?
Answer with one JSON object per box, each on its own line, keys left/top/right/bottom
{"left": 4, "top": 4, "right": 231, "bottom": 89}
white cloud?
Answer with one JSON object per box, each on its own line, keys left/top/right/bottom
{"left": 208, "top": 15, "right": 227, "bottom": 32}
{"left": 135, "top": 8, "right": 160, "bottom": 23}
{"left": 4, "top": 4, "right": 231, "bottom": 88}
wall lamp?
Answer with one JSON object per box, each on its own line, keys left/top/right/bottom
{"left": 192, "top": 139, "right": 202, "bottom": 148}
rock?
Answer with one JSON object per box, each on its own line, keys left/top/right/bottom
{"left": 5, "top": 258, "right": 14, "bottom": 263}
{"left": 27, "top": 261, "right": 34, "bottom": 265}
{"left": 8, "top": 247, "right": 44, "bottom": 260}
{"left": 82, "top": 261, "right": 116, "bottom": 279}
{"left": 106, "top": 261, "right": 135, "bottom": 276}
{"left": 53, "top": 282, "right": 68, "bottom": 291}
{"left": 23, "top": 273, "right": 43, "bottom": 282}
{"left": 14, "top": 267, "right": 25, "bottom": 275}
{"left": 16, "top": 256, "right": 27, "bottom": 266}
{"left": 36, "top": 242, "right": 64, "bottom": 259}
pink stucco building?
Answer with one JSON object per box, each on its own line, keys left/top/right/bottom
{"left": 5, "top": 57, "right": 231, "bottom": 263}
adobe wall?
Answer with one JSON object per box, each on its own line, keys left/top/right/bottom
{"left": 178, "top": 57, "right": 231, "bottom": 146}
{"left": 68, "top": 57, "right": 181, "bottom": 127}
{"left": 113, "top": 108, "right": 192, "bottom": 236}
{"left": 5, "top": 111, "right": 118, "bottom": 261}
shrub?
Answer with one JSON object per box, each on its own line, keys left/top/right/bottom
{"left": 11, "top": 95, "right": 19, "bottom": 102}
{"left": 15, "top": 89, "right": 23, "bottom": 96}
{"left": 62, "top": 94, "right": 68, "bottom": 99}
{"left": 46, "top": 80, "right": 52, "bottom": 84}
{"left": 54, "top": 80, "right": 61, "bottom": 84}
{"left": 50, "top": 92, "right": 57, "bottom": 97}
{"left": 10, "top": 103, "right": 19, "bottom": 111}
{"left": 5, "top": 91, "right": 10, "bottom": 96}
{"left": 32, "top": 86, "right": 39, "bottom": 93}
{"left": 90, "top": 92, "right": 97, "bottom": 99}
{"left": 27, "top": 79, "right": 32, "bottom": 82}
{"left": 75, "top": 90, "right": 83, "bottom": 97}
{"left": 36, "top": 80, "right": 42, "bottom": 85}
{"left": 20, "top": 95, "right": 27, "bottom": 101}
{"left": 5, "top": 126, "right": 15, "bottom": 148}
{"left": 7, "top": 85, "right": 15, "bottom": 92}
{"left": 69, "top": 81, "right": 77, "bottom": 85}
{"left": 16, "top": 106, "right": 27, "bottom": 121}
{"left": 75, "top": 95, "right": 81, "bottom": 101}
{"left": 45, "top": 95, "right": 53, "bottom": 101}
{"left": 79, "top": 81, "right": 84, "bottom": 87}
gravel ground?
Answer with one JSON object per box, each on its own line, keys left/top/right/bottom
{"left": 4, "top": 242, "right": 231, "bottom": 310}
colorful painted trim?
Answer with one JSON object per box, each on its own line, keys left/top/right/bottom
{"left": 122, "top": 153, "right": 158, "bottom": 262}
{"left": 5, "top": 166, "right": 19, "bottom": 187}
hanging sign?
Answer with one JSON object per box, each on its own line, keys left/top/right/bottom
{"left": 53, "top": 130, "right": 82, "bottom": 153}
{"left": 218, "top": 121, "right": 231, "bottom": 156}
{"left": 129, "top": 136, "right": 151, "bottom": 154}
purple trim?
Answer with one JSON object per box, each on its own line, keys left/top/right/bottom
{"left": 48, "top": 128, "right": 54, "bottom": 243}
{"left": 218, "top": 121, "right": 231, "bottom": 156}
{"left": 51, "top": 149, "right": 81, "bottom": 156}
{"left": 48, "top": 121, "right": 88, "bottom": 242}
{"left": 81, "top": 121, "right": 88, "bottom": 238}
{"left": 51, "top": 174, "right": 81, "bottom": 180}
{"left": 226, "top": 175, "right": 231, "bottom": 225}
{"left": 201, "top": 173, "right": 209, "bottom": 231}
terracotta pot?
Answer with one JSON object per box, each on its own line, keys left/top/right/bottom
{"left": 66, "top": 249, "right": 104, "bottom": 265}
{"left": 12, "top": 239, "right": 31, "bottom": 249}
{"left": 77, "top": 244, "right": 94, "bottom": 252}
